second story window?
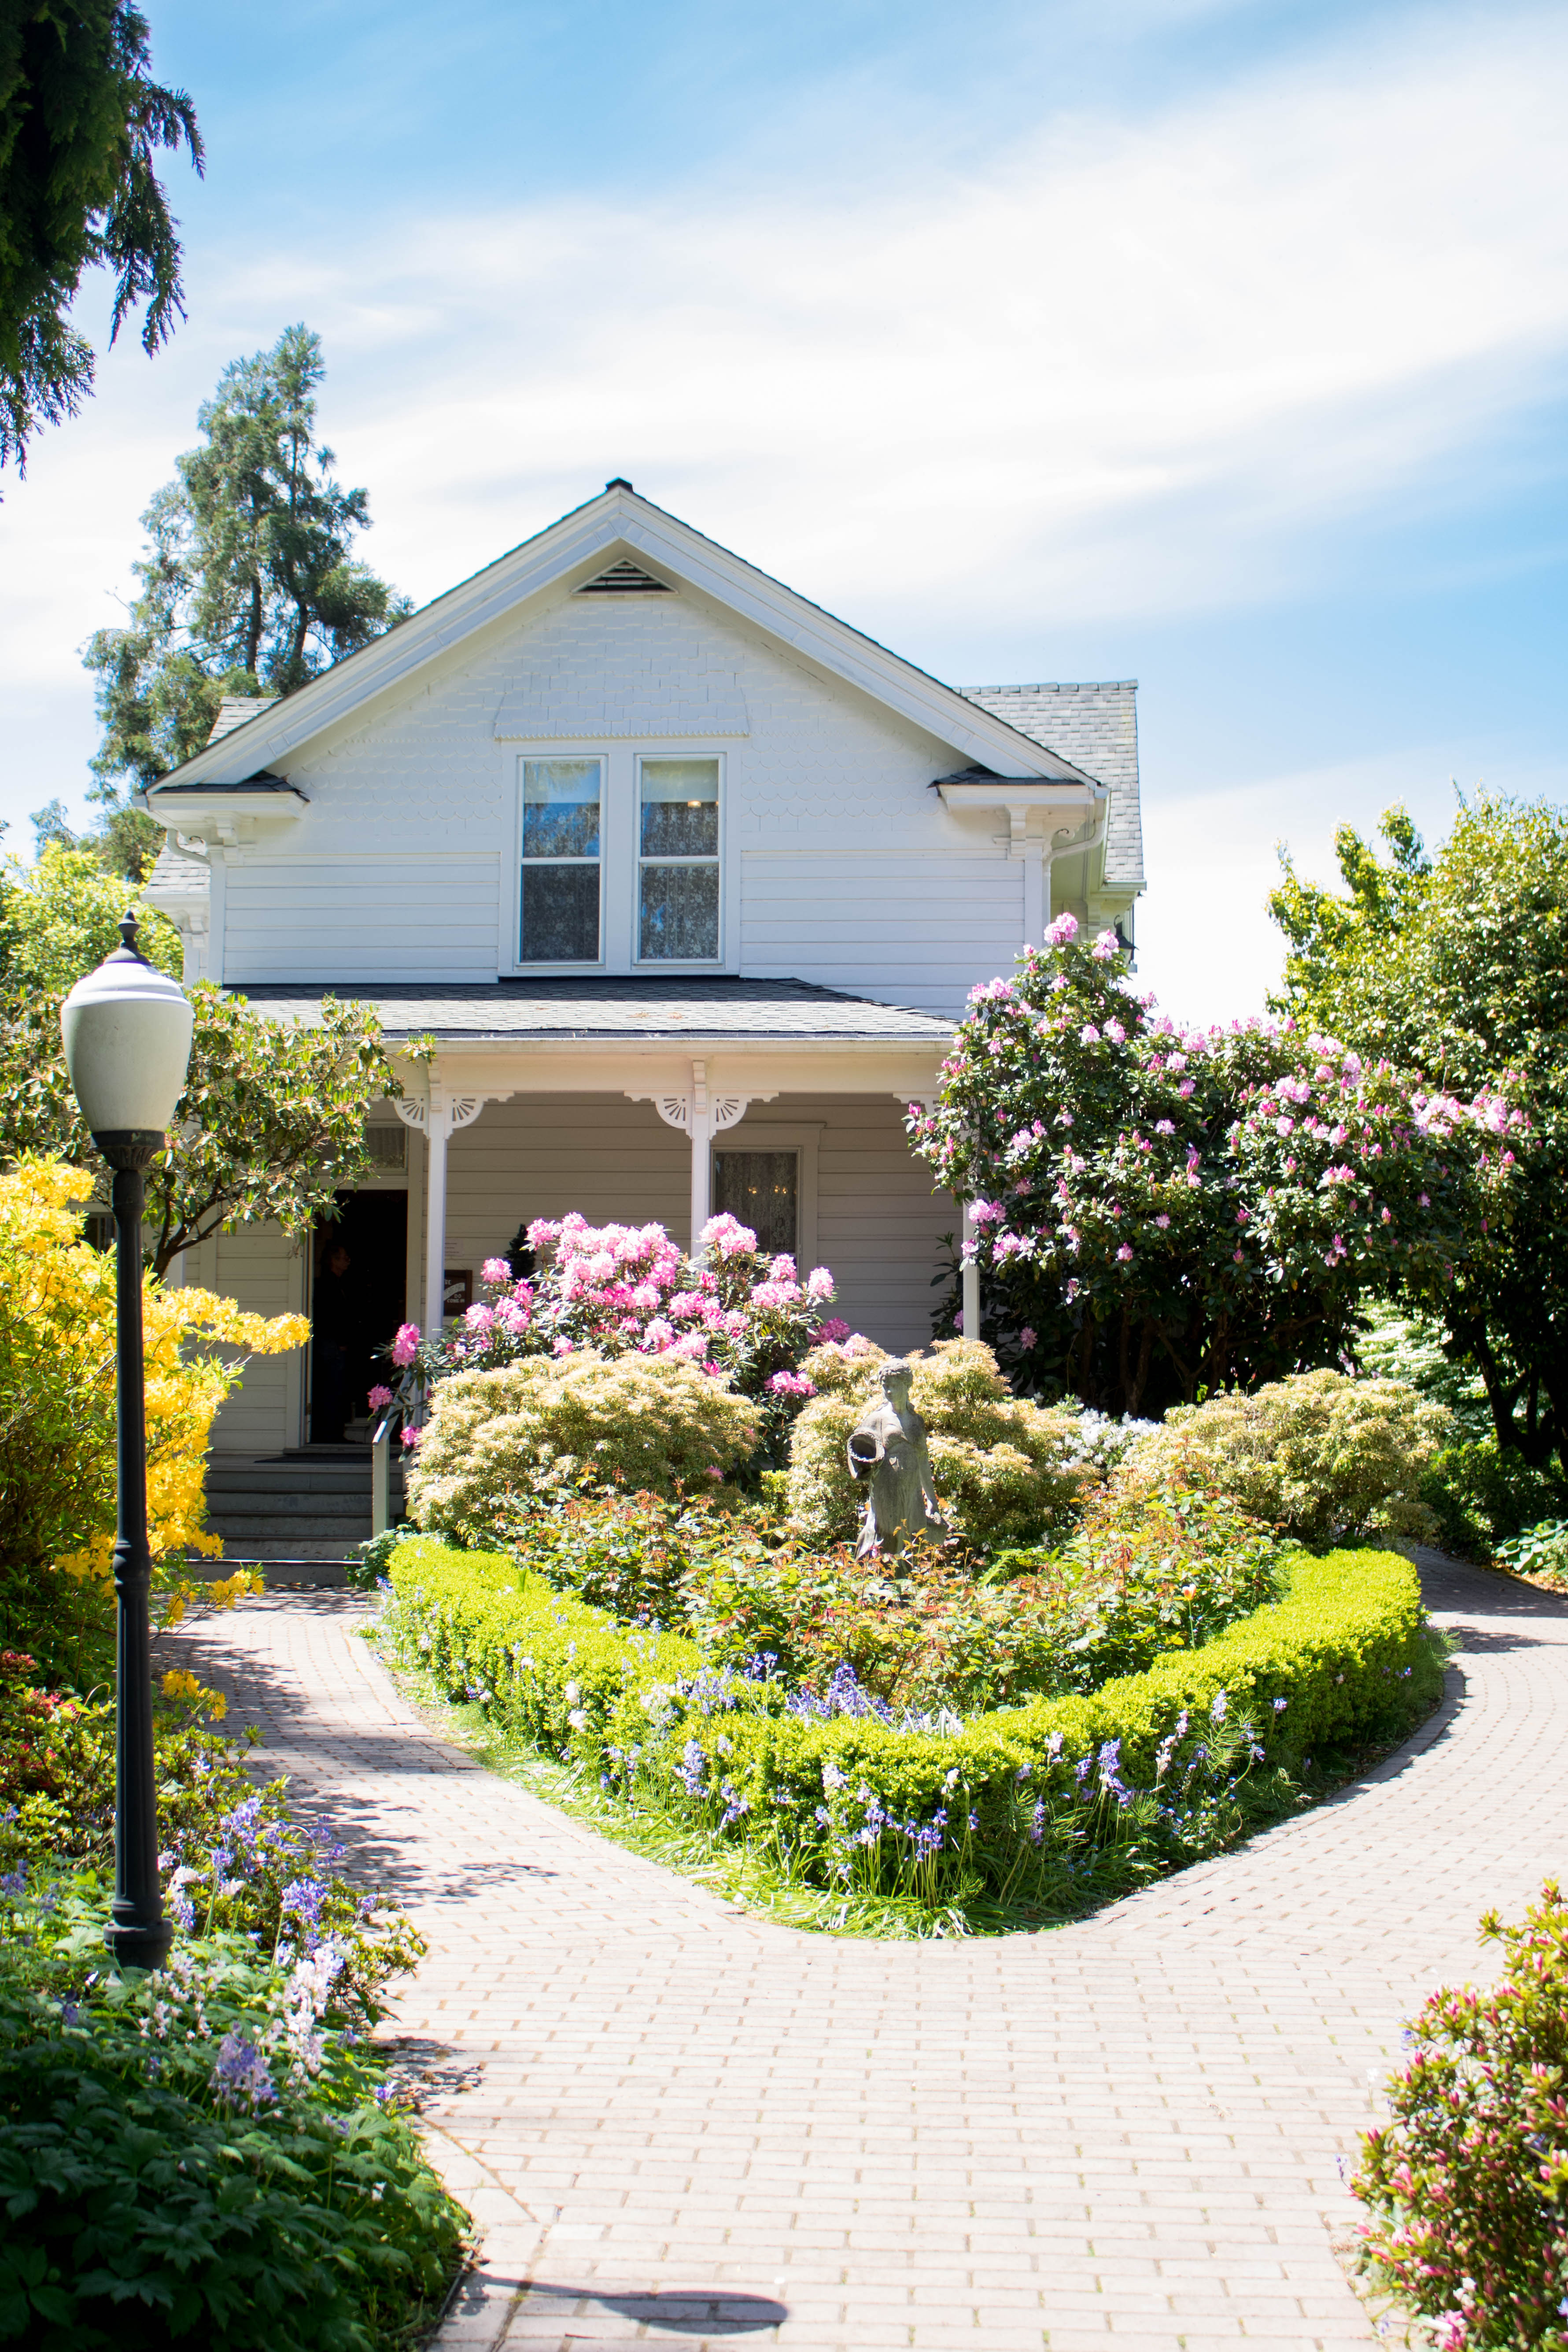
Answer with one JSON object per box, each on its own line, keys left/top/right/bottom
{"left": 639, "top": 757, "right": 719, "bottom": 961}
{"left": 521, "top": 757, "right": 601, "bottom": 962}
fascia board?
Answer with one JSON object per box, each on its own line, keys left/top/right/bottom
{"left": 390, "top": 1037, "right": 948, "bottom": 1098}
{"left": 144, "top": 486, "right": 1079, "bottom": 789}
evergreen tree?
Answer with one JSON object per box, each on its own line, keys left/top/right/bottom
{"left": 0, "top": 1, "right": 202, "bottom": 473}
{"left": 83, "top": 322, "right": 411, "bottom": 804}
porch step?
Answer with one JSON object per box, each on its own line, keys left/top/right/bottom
{"left": 203, "top": 1450, "right": 405, "bottom": 1554}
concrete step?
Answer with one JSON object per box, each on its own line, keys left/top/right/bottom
{"left": 204, "top": 1488, "right": 383, "bottom": 1518}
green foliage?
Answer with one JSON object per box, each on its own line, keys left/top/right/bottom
{"left": 1494, "top": 1519, "right": 1568, "bottom": 1586}
{"left": 1270, "top": 796, "right": 1568, "bottom": 1465}
{"left": 1120, "top": 1369, "right": 1450, "bottom": 1549}
{"left": 1421, "top": 1439, "right": 1568, "bottom": 1559}
{"left": 1354, "top": 1301, "right": 1492, "bottom": 1442}
{"left": 912, "top": 923, "right": 1516, "bottom": 1418}
{"left": 0, "top": 1, "right": 202, "bottom": 475}
{"left": 0, "top": 1877, "right": 465, "bottom": 2350}
{"left": 1350, "top": 1880, "right": 1568, "bottom": 2349}
{"left": 407, "top": 1351, "right": 763, "bottom": 1545}
{"left": 0, "top": 849, "right": 402, "bottom": 1274}
{"left": 0, "top": 1658, "right": 423, "bottom": 2023}
{"left": 383, "top": 1535, "right": 1440, "bottom": 1923}
{"left": 84, "top": 322, "right": 411, "bottom": 788}
{"left": 786, "top": 1338, "right": 1085, "bottom": 1550}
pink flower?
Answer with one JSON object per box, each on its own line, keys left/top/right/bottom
{"left": 750, "top": 1278, "right": 803, "bottom": 1309}
{"left": 481, "top": 1256, "right": 511, "bottom": 1285}
{"left": 465, "top": 1301, "right": 496, "bottom": 1333}
{"left": 1116, "top": 1243, "right": 1134, "bottom": 1261}
{"left": 699, "top": 1212, "right": 757, "bottom": 1258}
{"left": 1233, "top": 1247, "right": 1245, "bottom": 1263}
{"left": 400, "top": 1424, "right": 422, "bottom": 1449}
{"left": 642, "top": 1317, "right": 677, "bottom": 1350}
{"left": 1044, "top": 911, "right": 1079, "bottom": 947}
{"left": 953, "top": 1310, "right": 964, "bottom": 1331}
{"left": 1080, "top": 1024, "right": 1101, "bottom": 1046}
{"left": 391, "top": 1322, "right": 420, "bottom": 1367}
{"left": 768, "top": 1369, "right": 816, "bottom": 1397}
{"left": 552, "top": 1336, "right": 576, "bottom": 1356}
{"left": 1104, "top": 1019, "right": 1125, "bottom": 1044}
{"left": 367, "top": 1384, "right": 393, "bottom": 1411}
{"left": 769, "top": 1254, "right": 798, "bottom": 1283}
{"left": 1155, "top": 1213, "right": 1170, "bottom": 1230}
{"left": 1419, "top": 1192, "right": 1431, "bottom": 1207}
{"left": 1178, "top": 1080, "right": 1195, "bottom": 1098}
{"left": 1019, "top": 1326, "right": 1038, "bottom": 1348}
{"left": 816, "top": 1318, "right": 851, "bottom": 1343}
{"left": 806, "top": 1266, "right": 835, "bottom": 1300}
{"left": 1092, "top": 928, "right": 1120, "bottom": 960}
{"left": 1155, "top": 1119, "right": 1175, "bottom": 1135}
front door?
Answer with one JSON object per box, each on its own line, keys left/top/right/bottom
{"left": 308, "top": 1189, "right": 408, "bottom": 1444}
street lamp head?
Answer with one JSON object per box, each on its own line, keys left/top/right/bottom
{"left": 60, "top": 911, "right": 195, "bottom": 1168}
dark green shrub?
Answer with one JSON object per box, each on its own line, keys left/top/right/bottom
{"left": 1422, "top": 1438, "right": 1568, "bottom": 1557}
{"left": 1351, "top": 1881, "right": 1568, "bottom": 2348}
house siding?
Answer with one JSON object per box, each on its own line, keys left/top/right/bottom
{"left": 206, "top": 1226, "right": 305, "bottom": 1454}
{"left": 741, "top": 851, "right": 1021, "bottom": 1012}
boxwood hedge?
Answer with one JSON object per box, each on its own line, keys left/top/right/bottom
{"left": 382, "top": 1537, "right": 1442, "bottom": 1920}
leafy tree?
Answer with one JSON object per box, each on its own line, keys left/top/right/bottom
{"left": 0, "top": 1, "right": 201, "bottom": 474}
{"left": 0, "top": 845, "right": 404, "bottom": 1275}
{"left": 909, "top": 915, "right": 1519, "bottom": 1418}
{"left": 27, "top": 788, "right": 159, "bottom": 882}
{"left": 1269, "top": 795, "right": 1568, "bottom": 1463}
{"left": 83, "top": 321, "right": 411, "bottom": 794}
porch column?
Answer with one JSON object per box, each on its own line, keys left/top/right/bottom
{"left": 628, "top": 1060, "right": 777, "bottom": 1252}
{"left": 396, "top": 1072, "right": 507, "bottom": 1339}
{"left": 962, "top": 1200, "right": 981, "bottom": 1343}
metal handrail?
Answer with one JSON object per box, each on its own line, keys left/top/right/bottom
{"left": 370, "top": 1407, "right": 401, "bottom": 1539}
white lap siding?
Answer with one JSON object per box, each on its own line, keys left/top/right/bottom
{"left": 740, "top": 851, "right": 1022, "bottom": 1014}
{"left": 438, "top": 1091, "right": 950, "bottom": 1357}
{"left": 221, "top": 855, "right": 501, "bottom": 985}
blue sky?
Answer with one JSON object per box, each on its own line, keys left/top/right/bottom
{"left": 3, "top": 0, "right": 1565, "bottom": 1022}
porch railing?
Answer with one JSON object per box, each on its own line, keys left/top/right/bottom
{"left": 371, "top": 1407, "right": 400, "bottom": 1539}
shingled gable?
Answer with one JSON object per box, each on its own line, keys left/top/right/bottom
{"left": 139, "top": 481, "right": 1096, "bottom": 794}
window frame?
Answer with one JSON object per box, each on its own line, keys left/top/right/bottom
{"left": 709, "top": 1120, "right": 821, "bottom": 1267}
{"left": 514, "top": 753, "right": 607, "bottom": 972}
{"left": 633, "top": 751, "right": 725, "bottom": 971}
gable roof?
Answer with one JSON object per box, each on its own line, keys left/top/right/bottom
{"left": 141, "top": 482, "right": 1096, "bottom": 792}
{"left": 965, "top": 681, "right": 1144, "bottom": 889}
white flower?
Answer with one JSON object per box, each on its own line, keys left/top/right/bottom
{"left": 568, "top": 1708, "right": 588, "bottom": 1731}
{"left": 564, "top": 1680, "right": 581, "bottom": 1703}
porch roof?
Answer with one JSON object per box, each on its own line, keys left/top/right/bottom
{"left": 225, "top": 976, "right": 956, "bottom": 1045}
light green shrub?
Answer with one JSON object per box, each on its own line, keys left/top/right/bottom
{"left": 406, "top": 1351, "right": 761, "bottom": 1545}
{"left": 1119, "top": 1369, "right": 1450, "bottom": 1548}
{"left": 787, "top": 1337, "right": 1084, "bottom": 1549}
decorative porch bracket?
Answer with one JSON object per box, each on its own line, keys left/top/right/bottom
{"left": 396, "top": 1076, "right": 513, "bottom": 1335}
{"left": 627, "top": 1060, "right": 777, "bottom": 1248}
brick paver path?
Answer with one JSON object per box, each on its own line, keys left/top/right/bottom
{"left": 161, "top": 1552, "right": 1568, "bottom": 2352}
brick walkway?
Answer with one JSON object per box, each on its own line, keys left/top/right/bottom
{"left": 161, "top": 1553, "right": 1568, "bottom": 2352}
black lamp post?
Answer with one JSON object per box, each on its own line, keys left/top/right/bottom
{"left": 61, "top": 914, "right": 194, "bottom": 1971}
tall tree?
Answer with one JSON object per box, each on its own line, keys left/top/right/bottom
{"left": 83, "top": 321, "right": 411, "bottom": 796}
{"left": 0, "top": 0, "right": 201, "bottom": 474}
{"left": 1269, "top": 796, "right": 1568, "bottom": 1464}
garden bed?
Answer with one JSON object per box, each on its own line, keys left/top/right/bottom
{"left": 377, "top": 1534, "right": 1444, "bottom": 1935}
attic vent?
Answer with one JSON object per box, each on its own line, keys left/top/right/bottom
{"left": 576, "top": 559, "right": 673, "bottom": 596}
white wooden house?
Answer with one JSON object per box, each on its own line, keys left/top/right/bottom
{"left": 142, "top": 481, "right": 1143, "bottom": 1453}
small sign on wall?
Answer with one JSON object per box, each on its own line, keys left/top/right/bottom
{"left": 443, "top": 1268, "right": 472, "bottom": 1318}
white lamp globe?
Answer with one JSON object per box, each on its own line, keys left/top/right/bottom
{"left": 60, "top": 914, "right": 195, "bottom": 1141}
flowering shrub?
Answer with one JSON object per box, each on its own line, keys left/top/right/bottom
{"left": 911, "top": 919, "right": 1524, "bottom": 1416}
{"left": 0, "top": 1661, "right": 424, "bottom": 2023}
{"left": 1116, "top": 1370, "right": 1451, "bottom": 1548}
{"left": 0, "top": 1875, "right": 465, "bottom": 2349}
{"left": 382, "top": 1535, "right": 1440, "bottom": 1923}
{"left": 786, "top": 1338, "right": 1085, "bottom": 1550}
{"left": 1350, "top": 1881, "right": 1568, "bottom": 2350}
{"left": 405, "top": 1350, "right": 763, "bottom": 1544}
{"left": 384, "top": 1211, "right": 846, "bottom": 1463}
{"left": 0, "top": 1157, "right": 303, "bottom": 1673}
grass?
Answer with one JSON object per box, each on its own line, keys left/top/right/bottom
{"left": 366, "top": 1618, "right": 1452, "bottom": 1943}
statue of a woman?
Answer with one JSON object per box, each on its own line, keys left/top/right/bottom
{"left": 847, "top": 1358, "right": 950, "bottom": 1559}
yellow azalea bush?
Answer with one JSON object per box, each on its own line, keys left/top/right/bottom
{"left": 0, "top": 1158, "right": 306, "bottom": 1661}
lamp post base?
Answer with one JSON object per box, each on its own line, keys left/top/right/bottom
{"left": 104, "top": 1915, "right": 175, "bottom": 1972}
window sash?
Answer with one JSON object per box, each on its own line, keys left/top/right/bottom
{"left": 521, "top": 757, "right": 603, "bottom": 964}
{"left": 638, "top": 756, "right": 720, "bottom": 963}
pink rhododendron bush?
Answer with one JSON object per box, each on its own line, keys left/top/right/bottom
{"left": 786, "top": 1337, "right": 1085, "bottom": 1551}
{"left": 405, "top": 1350, "right": 763, "bottom": 1546}
{"left": 384, "top": 1211, "right": 846, "bottom": 1459}
{"left": 1350, "top": 1880, "right": 1568, "bottom": 2350}
{"left": 911, "top": 916, "right": 1527, "bottom": 1419}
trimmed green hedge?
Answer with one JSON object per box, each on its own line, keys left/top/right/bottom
{"left": 383, "top": 1538, "right": 1442, "bottom": 1918}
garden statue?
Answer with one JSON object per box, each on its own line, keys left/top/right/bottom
{"left": 847, "top": 1358, "right": 950, "bottom": 1559}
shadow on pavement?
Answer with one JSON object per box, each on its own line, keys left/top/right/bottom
{"left": 519, "top": 2284, "right": 789, "bottom": 2335}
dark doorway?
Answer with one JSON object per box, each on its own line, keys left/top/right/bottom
{"left": 309, "top": 1190, "right": 407, "bottom": 1444}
